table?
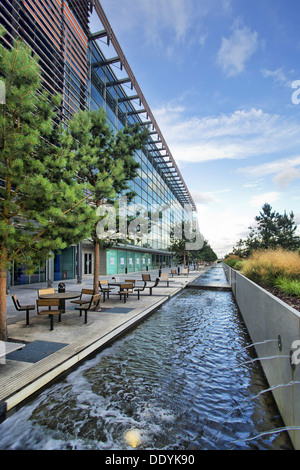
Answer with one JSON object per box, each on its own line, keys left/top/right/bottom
{"left": 39, "top": 292, "right": 80, "bottom": 313}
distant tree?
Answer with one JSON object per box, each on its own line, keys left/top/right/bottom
{"left": 248, "top": 203, "right": 299, "bottom": 250}
{"left": 230, "top": 203, "right": 300, "bottom": 258}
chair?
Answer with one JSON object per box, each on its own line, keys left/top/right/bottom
{"left": 70, "top": 289, "right": 94, "bottom": 306}
{"left": 37, "top": 288, "right": 55, "bottom": 298}
{"left": 119, "top": 284, "right": 134, "bottom": 303}
{"left": 12, "top": 294, "right": 35, "bottom": 326}
{"left": 160, "top": 273, "right": 170, "bottom": 287}
{"left": 124, "top": 280, "right": 135, "bottom": 293}
{"left": 142, "top": 273, "right": 151, "bottom": 282}
{"left": 146, "top": 278, "right": 160, "bottom": 295}
{"left": 99, "top": 281, "right": 112, "bottom": 302}
{"left": 182, "top": 268, "right": 189, "bottom": 276}
{"left": 36, "top": 299, "right": 62, "bottom": 331}
{"left": 75, "top": 293, "right": 101, "bottom": 324}
{"left": 134, "top": 281, "right": 146, "bottom": 300}
{"left": 170, "top": 269, "right": 177, "bottom": 277}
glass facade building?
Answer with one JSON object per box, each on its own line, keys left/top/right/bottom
{"left": 1, "top": 0, "right": 197, "bottom": 283}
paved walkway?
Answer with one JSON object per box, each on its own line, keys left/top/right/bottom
{"left": 0, "top": 266, "right": 209, "bottom": 420}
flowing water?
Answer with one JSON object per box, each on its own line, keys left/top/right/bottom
{"left": 0, "top": 266, "right": 293, "bottom": 450}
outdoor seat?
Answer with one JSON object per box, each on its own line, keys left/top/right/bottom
{"left": 70, "top": 289, "right": 94, "bottom": 306}
{"left": 160, "top": 273, "right": 170, "bottom": 286}
{"left": 36, "top": 299, "right": 62, "bottom": 331}
{"left": 11, "top": 294, "right": 35, "bottom": 326}
{"left": 182, "top": 268, "right": 189, "bottom": 276}
{"left": 124, "top": 280, "right": 135, "bottom": 293}
{"left": 142, "top": 273, "right": 151, "bottom": 282}
{"left": 37, "top": 288, "right": 55, "bottom": 298}
{"left": 134, "top": 281, "right": 146, "bottom": 300}
{"left": 75, "top": 293, "right": 101, "bottom": 324}
{"left": 119, "top": 283, "right": 134, "bottom": 303}
{"left": 170, "top": 269, "right": 177, "bottom": 277}
{"left": 99, "top": 280, "right": 112, "bottom": 301}
{"left": 145, "top": 278, "right": 160, "bottom": 295}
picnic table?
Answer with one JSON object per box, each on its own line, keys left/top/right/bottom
{"left": 39, "top": 292, "right": 80, "bottom": 313}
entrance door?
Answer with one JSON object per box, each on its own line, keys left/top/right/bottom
{"left": 84, "top": 253, "right": 92, "bottom": 275}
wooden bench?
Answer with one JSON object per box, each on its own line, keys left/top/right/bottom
{"left": 146, "top": 278, "right": 160, "bottom": 295}
{"left": 119, "top": 284, "right": 134, "bottom": 303}
{"left": 170, "top": 269, "right": 177, "bottom": 277}
{"left": 134, "top": 281, "right": 146, "bottom": 299}
{"left": 75, "top": 293, "right": 101, "bottom": 324}
{"left": 160, "top": 273, "right": 170, "bottom": 287}
{"left": 70, "top": 289, "right": 94, "bottom": 306}
{"left": 36, "top": 298, "right": 62, "bottom": 331}
{"left": 99, "top": 281, "right": 112, "bottom": 301}
{"left": 12, "top": 294, "right": 35, "bottom": 326}
{"left": 37, "top": 288, "right": 55, "bottom": 298}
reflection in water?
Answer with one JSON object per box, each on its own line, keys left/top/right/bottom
{"left": 0, "top": 267, "right": 293, "bottom": 450}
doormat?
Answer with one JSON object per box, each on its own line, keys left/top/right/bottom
{"left": 6, "top": 340, "right": 69, "bottom": 363}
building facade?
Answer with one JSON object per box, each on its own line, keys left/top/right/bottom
{"left": 1, "top": 0, "right": 197, "bottom": 284}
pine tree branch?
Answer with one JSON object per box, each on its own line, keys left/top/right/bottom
{"left": 8, "top": 190, "right": 96, "bottom": 263}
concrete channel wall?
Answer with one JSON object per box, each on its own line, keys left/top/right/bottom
{"left": 223, "top": 264, "right": 300, "bottom": 450}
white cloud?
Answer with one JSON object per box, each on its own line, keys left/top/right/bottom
{"left": 154, "top": 104, "right": 300, "bottom": 164}
{"left": 272, "top": 168, "right": 300, "bottom": 189}
{"left": 249, "top": 192, "right": 281, "bottom": 208}
{"left": 238, "top": 155, "right": 300, "bottom": 189}
{"left": 261, "top": 68, "right": 293, "bottom": 88}
{"left": 216, "top": 24, "right": 259, "bottom": 77}
{"left": 190, "top": 190, "right": 218, "bottom": 204}
{"left": 196, "top": 205, "right": 253, "bottom": 257}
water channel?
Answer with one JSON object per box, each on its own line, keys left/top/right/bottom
{"left": 0, "top": 266, "right": 293, "bottom": 450}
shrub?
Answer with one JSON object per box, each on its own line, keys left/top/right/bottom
{"left": 224, "top": 256, "right": 244, "bottom": 270}
{"left": 274, "top": 277, "right": 300, "bottom": 297}
{"left": 240, "top": 248, "right": 300, "bottom": 287}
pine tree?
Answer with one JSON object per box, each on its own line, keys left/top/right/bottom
{"left": 67, "top": 108, "right": 148, "bottom": 292}
{"left": 0, "top": 32, "right": 94, "bottom": 340}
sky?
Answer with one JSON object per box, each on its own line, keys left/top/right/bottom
{"left": 90, "top": 0, "right": 300, "bottom": 257}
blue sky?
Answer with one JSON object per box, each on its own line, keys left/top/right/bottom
{"left": 90, "top": 0, "right": 300, "bottom": 257}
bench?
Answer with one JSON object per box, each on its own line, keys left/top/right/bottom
{"left": 145, "top": 278, "right": 160, "bottom": 295}
{"left": 170, "top": 269, "right": 178, "bottom": 277}
{"left": 36, "top": 298, "right": 62, "bottom": 331}
{"left": 119, "top": 283, "right": 134, "bottom": 303}
{"left": 99, "top": 281, "right": 112, "bottom": 301}
{"left": 37, "top": 288, "right": 55, "bottom": 298}
{"left": 75, "top": 293, "right": 101, "bottom": 323}
{"left": 134, "top": 281, "right": 146, "bottom": 299}
{"left": 160, "top": 273, "right": 171, "bottom": 287}
{"left": 12, "top": 294, "right": 35, "bottom": 326}
{"left": 70, "top": 289, "right": 94, "bottom": 306}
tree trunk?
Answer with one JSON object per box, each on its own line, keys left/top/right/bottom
{"left": 0, "top": 249, "right": 8, "bottom": 341}
{"left": 93, "top": 238, "right": 100, "bottom": 294}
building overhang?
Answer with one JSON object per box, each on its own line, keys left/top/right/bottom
{"left": 90, "top": 0, "right": 197, "bottom": 211}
